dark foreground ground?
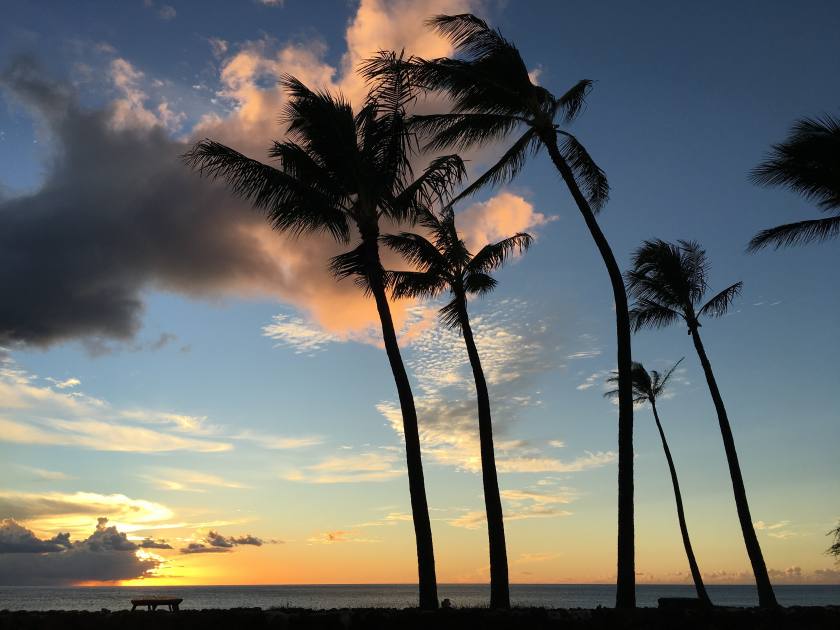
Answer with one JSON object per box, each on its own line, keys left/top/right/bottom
{"left": 2, "top": 607, "right": 840, "bottom": 630}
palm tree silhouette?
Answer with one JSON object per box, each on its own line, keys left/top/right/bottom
{"left": 364, "top": 14, "right": 637, "bottom": 607}
{"left": 748, "top": 115, "right": 840, "bottom": 251}
{"left": 828, "top": 523, "right": 840, "bottom": 559}
{"left": 384, "top": 206, "right": 532, "bottom": 608}
{"left": 606, "top": 359, "right": 712, "bottom": 607}
{"left": 183, "top": 70, "right": 467, "bottom": 609}
{"left": 626, "top": 239, "right": 777, "bottom": 608}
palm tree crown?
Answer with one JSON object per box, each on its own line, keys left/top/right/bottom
{"left": 606, "top": 359, "right": 684, "bottom": 406}
{"left": 184, "top": 71, "right": 466, "bottom": 286}
{"left": 748, "top": 114, "right": 840, "bottom": 251}
{"left": 364, "top": 14, "right": 608, "bottom": 209}
{"left": 626, "top": 239, "right": 742, "bottom": 333}
{"left": 383, "top": 207, "right": 532, "bottom": 325}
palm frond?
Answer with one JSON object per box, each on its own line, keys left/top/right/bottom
{"left": 555, "top": 79, "right": 593, "bottom": 124}
{"left": 328, "top": 244, "right": 381, "bottom": 294}
{"left": 426, "top": 14, "right": 513, "bottom": 62}
{"left": 653, "top": 357, "right": 685, "bottom": 398}
{"left": 183, "top": 139, "right": 350, "bottom": 242}
{"left": 747, "top": 215, "right": 840, "bottom": 251}
{"left": 413, "top": 112, "right": 522, "bottom": 152}
{"left": 557, "top": 131, "right": 609, "bottom": 211}
{"left": 389, "top": 154, "right": 466, "bottom": 219}
{"left": 468, "top": 233, "right": 533, "bottom": 273}
{"left": 381, "top": 232, "right": 445, "bottom": 270}
{"left": 698, "top": 281, "right": 743, "bottom": 319}
{"left": 750, "top": 114, "right": 840, "bottom": 210}
{"left": 629, "top": 298, "right": 683, "bottom": 332}
{"left": 464, "top": 271, "right": 498, "bottom": 296}
{"left": 389, "top": 270, "right": 448, "bottom": 300}
{"left": 450, "top": 128, "right": 540, "bottom": 203}
{"left": 438, "top": 295, "right": 464, "bottom": 329}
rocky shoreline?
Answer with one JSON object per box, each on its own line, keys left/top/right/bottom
{"left": 2, "top": 606, "right": 840, "bottom": 629}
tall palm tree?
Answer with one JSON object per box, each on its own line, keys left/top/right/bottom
{"left": 363, "top": 14, "right": 637, "bottom": 607}
{"left": 384, "top": 206, "right": 532, "bottom": 609}
{"left": 606, "top": 359, "right": 712, "bottom": 607}
{"left": 183, "top": 70, "right": 466, "bottom": 609}
{"left": 748, "top": 115, "right": 840, "bottom": 251}
{"left": 626, "top": 239, "right": 777, "bottom": 607}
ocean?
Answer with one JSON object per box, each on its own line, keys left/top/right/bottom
{"left": 0, "top": 584, "right": 838, "bottom": 611}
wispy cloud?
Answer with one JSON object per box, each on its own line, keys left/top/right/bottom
{"left": 262, "top": 314, "right": 342, "bottom": 355}
{"left": 144, "top": 469, "right": 247, "bottom": 493}
{"left": 283, "top": 451, "right": 404, "bottom": 484}
{"left": 306, "top": 530, "right": 379, "bottom": 544}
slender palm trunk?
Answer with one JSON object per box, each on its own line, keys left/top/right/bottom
{"left": 542, "top": 132, "right": 636, "bottom": 608}
{"left": 457, "top": 297, "right": 510, "bottom": 609}
{"left": 650, "top": 401, "right": 712, "bottom": 606}
{"left": 364, "top": 237, "right": 438, "bottom": 610}
{"left": 689, "top": 327, "right": 777, "bottom": 607}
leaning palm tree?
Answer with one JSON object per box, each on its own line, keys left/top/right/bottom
{"left": 626, "top": 239, "right": 777, "bottom": 607}
{"left": 748, "top": 115, "right": 840, "bottom": 251}
{"left": 183, "top": 69, "right": 466, "bottom": 609}
{"left": 606, "top": 359, "right": 712, "bottom": 607}
{"left": 363, "top": 14, "right": 637, "bottom": 607}
{"left": 384, "top": 206, "right": 532, "bottom": 609}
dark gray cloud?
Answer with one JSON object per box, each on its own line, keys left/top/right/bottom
{"left": 180, "top": 530, "right": 263, "bottom": 554}
{"left": 0, "top": 519, "right": 71, "bottom": 553}
{"left": 0, "top": 518, "right": 159, "bottom": 585}
{"left": 0, "top": 58, "right": 284, "bottom": 349}
{"left": 139, "top": 537, "right": 172, "bottom": 549}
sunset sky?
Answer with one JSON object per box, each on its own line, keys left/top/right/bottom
{"left": 0, "top": 0, "right": 838, "bottom": 587}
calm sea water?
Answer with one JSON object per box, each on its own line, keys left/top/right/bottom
{"left": 0, "top": 584, "right": 838, "bottom": 611}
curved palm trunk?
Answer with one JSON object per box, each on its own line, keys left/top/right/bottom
{"left": 542, "top": 133, "right": 636, "bottom": 608}
{"left": 457, "top": 298, "right": 510, "bottom": 609}
{"left": 689, "top": 327, "right": 777, "bottom": 608}
{"left": 650, "top": 401, "right": 712, "bottom": 606}
{"left": 365, "top": 238, "right": 438, "bottom": 610}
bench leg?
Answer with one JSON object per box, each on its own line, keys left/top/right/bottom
{"left": 131, "top": 604, "right": 137, "bottom": 611}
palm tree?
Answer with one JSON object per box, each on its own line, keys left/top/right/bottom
{"left": 363, "top": 14, "right": 637, "bottom": 607}
{"left": 606, "top": 359, "right": 712, "bottom": 606}
{"left": 829, "top": 523, "right": 840, "bottom": 559}
{"left": 748, "top": 115, "right": 840, "bottom": 251}
{"left": 384, "top": 206, "right": 532, "bottom": 608}
{"left": 626, "top": 239, "right": 777, "bottom": 607}
{"left": 183, "top": 70, "right": 467, "bottom": 609}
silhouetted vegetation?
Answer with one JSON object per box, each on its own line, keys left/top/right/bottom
{"left": 748, "top": 115, "right": 840, "bottom": 251}
{"left": 365, "top": 13, "right": 637, "bottom": 608}
{"left": 184, "top": 68, "right": 465, "bottom": 610}
{"left": 384, "top": 206, "right": 532, "bottom": 608}
{"left": 626, "top": 240, "right": 777, "bottom": 608}
{"left": 606, "top": 360, "right": 712, "bottom": 607}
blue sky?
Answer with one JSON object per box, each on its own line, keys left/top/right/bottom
{"left": 0, "top": 0, "right": 838, "bottom": 587}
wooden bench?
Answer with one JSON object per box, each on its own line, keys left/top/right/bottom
{"left": 130, "top": 597, "right": 183, "bottom": 612}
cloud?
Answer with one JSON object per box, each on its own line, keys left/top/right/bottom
{"left": 0, "top": 354, "right": 315, "bottom": 454}
{"left": 0, "top": 519, "right": 72, "bottom": 553}
{"left": 146, "top": 469, "right": 247, "bottom": 492}
{"left": 284, "top": 451, "right": 404, "bottom": 484}
{"left": 0, "top": 0, "right": 485, "bottom": 350}
{"left": 0, "top": 518, "right": 160, "bottom": 585}
{"left": 17, "top": 465, "right": 73, "bottom": 481}
{"left": 139, "top": 538, "right": 172, "bottom": 550}
{"left": 262, "top": 314, "right": 342, "bottom": 354}
{"left": 0, "top": 491, "right": 173, "bottom": 537}
{"left": 45, "top": 377, "right": 80, "bottom": 389}
{"left": 180, "top": 530, "right": 264, "bottom": 553}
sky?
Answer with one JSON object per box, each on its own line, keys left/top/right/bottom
{"left": 0, "top": 0, "right": 838, "bottom": 588}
